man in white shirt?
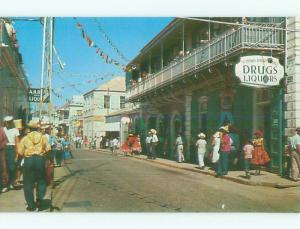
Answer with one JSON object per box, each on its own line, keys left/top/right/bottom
{"left": 3, "top": 116, "right": 20, "bottom": 191}
{"left": 145, "top": 132, "right": 152, "bottom": 159}
{"left": 175, "top": 133, "right": 184, "bottom": 163}
{"left": 149, "top": 129, "right": 159, "bottom": 160}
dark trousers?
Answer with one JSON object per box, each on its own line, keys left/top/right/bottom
{"left": 0, "top": 150, "right": 8, "bottom": 189}
{"left": 244, "top": 159, "right": 251, "bottom": 173}
{"left": 150, "top": 144, "right": 156, "bottom": 159}
{"left": 55, "top": 150, "right": 63, "bottom": 165}
{"left": 5, "top": 145, "right": 16, "bottom": 186}
{"left": 217, "top": 151, "right": 229, "bottom": 175}
{"left": 23, "top": 155, "right": 47, "bottom": 208}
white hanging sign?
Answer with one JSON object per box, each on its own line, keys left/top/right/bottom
{"left": 235, "top": 56, "right": 284, "bottom": 88}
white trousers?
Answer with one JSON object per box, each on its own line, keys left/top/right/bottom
{"left": 197, "top": 150, "right": 205, "bottom": 167}
{"left": 177, "top": 145, "right": 184, "bottom": 162}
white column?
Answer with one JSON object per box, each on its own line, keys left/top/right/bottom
{"left": 285, "top": 17, "right": 300, "bottom": 136}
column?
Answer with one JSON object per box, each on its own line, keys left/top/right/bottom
{"left": 285, "top": 17, "right": 300, "bottom": 136}
{"left": 184, "top": 92, "right": 192, "bottom": 162}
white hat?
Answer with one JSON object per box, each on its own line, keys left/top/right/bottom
{"left": 41, "top": 125, "right": 50, "bottom": 129}
{"left": 198, "top": 133, "right": 206, "bottom": 138}
{"left": 150, "top": 129, "right": 157, "bottom": 134}
{"left": 213, "top": 131, "right": 221, "bottom": 138}
{"left": 3, "top": 116, "right": 13, "bottom": 122}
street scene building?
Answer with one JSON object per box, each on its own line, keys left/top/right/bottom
{"left": 2, "top": 15, "right": 300, "bottom": 214}
{"left": 126, "top": 17, "right": 285, "bottom": 172}
{"left": 0, "top": 19, "right": 30, "bottom": 123}
{"left": 83, "top": 76, "right": 126, "bottom": 138}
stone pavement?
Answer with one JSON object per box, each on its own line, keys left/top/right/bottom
{"left": 93, "top": 148, "right": 300, "bottom": 189}
{"left": 0, "top": 166, "right": 70, "bottom": 212}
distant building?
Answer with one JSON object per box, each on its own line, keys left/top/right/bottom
{"left": 68, "top": 95, "right": 84, "bottom": 138}
{"left": 0, "top": 19, "right": 30, "bottom": 123}
{"left": 83, "top": 76, "right": 126, "bottom": 138}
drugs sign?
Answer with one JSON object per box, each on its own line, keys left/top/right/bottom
{"left": 235, "top": 56, "right": 284, "bottom": 88}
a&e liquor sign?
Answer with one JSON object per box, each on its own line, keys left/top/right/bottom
{"left": 235, "top": 55, "right": 284, "bottom": 88}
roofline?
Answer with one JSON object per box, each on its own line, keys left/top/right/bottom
{"left": 127, "top": 18, "right": 182, "bottom": 66}
{"left": 83, "top": 89, "right": 125, "bottom": 96}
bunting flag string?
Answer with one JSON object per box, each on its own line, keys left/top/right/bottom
{"left": 74, "top": 19, "right": 128, "bottom": 72}
{"left": 93, "top": 18, "right": 129, "bottom": 63}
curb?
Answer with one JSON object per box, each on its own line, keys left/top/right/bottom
{"left": 51, "top": 166, "right": 76, "bottom": 211}
{"left": 89, "top": 149, "right": 300, "bottom": 189}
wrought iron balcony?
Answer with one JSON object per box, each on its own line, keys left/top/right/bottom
{"left": 126, "top": 25, "right": 284, "bottom": 101}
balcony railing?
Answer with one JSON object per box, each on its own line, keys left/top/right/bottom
{"left": 127, "top": 25, "right": 284, "bottom": 101}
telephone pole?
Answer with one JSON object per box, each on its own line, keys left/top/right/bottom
{"left": 39, "top": 17, "right": 54, "bottom": 123}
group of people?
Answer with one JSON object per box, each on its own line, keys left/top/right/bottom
{"left": 121, "top": 133, "right": 142, "bottom": 156}
{"left": 189, "top": 125, "right": 270, "bottom": 179}
{"left": 0, "top": 116, "right": 74, "bottom": 211}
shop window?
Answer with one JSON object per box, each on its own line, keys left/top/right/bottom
{"left": 120, "top": 96, "right": 125, "bottom": 109}
{"left": 104, "top": 95, "right": 110, "bottom": 109}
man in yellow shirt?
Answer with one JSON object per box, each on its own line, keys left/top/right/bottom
{"left": 18, "top": 120, "right": 51, "bottom": 211}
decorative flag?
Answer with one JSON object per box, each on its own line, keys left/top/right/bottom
{"left": 85, "top": 35, "right": 94, "bottom": 47}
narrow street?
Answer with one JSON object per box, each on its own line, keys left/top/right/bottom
{"left": 57, "top": 149, "right": 300, "bottom": 212}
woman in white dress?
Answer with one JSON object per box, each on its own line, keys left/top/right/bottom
{"left": 211, "top": 131, "right": 221, "bottom": 168}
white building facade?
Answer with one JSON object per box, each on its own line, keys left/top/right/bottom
{"left": 83, "top": 77, "right": 126, "bottom": 138}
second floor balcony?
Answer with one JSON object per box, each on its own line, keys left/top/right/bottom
{"left": 126, "top": 24, "right": 284, "bottom": 102}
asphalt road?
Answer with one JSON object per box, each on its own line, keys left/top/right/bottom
{"left": 58, "top": 149, "right": 300, "bottom": 212}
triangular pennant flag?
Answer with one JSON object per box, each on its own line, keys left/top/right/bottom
{"left": 77, "top": 22, "right": 83, "bottom": 29}
{"left": 85, "top": 35, "right": 94, "bottom": 47}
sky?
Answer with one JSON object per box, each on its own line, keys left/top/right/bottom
{"left": 13, "top": 17, "right": 173, "bottom": 107}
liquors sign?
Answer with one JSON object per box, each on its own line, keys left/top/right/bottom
{"left": 235, "top": 56, "right": 284, "bottom": 88}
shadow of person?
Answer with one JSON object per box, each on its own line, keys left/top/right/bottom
{"left": 38, "top": 199, "right": 61, "bottom": 212}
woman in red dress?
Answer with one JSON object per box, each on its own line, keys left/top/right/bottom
{"left": 251, "top": 130, "right": 270, "bottom": 175}
{"left": 121, "top": 134, "right": 134, "bottom": 156}
{"left": 132, "top": 135, "right": 142, "bottom": 155}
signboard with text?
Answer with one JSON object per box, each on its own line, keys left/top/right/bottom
{"left": 235, "top": 56, "right": 284, "bottom": 88}
{"left": 28, "top": 88, "right": 50, "bottom": 103}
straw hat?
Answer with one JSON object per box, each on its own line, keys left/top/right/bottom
{"left": 150, "top": 129, "right": 157, "bottom": 134}
{"left": 13, "top": 119, "right": 23, "bottom": 129}
{"left": 27, "top": 120, "right": 40, "bottom": 129}
{"left": 198, "top": 133, "right": 206, "bottom": 138}
{"left": 3, "top": 116, "right": 13, "bottom": 122}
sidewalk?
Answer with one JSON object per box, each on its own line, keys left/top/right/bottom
{"left": 0, "top": 166, "right": 70, "bottom": 212}
{"left": 94, "top": 148, "right": 300, "bottom": 189}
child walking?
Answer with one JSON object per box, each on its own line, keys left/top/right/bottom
{"left": 243, "top": 140, "right": 254, "bottom": 179}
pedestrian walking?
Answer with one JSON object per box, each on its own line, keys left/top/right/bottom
{"left": 13, "top": 119, "right": 25, "bottom": 188}
{"left": 0, "top": 124, "right": 9, "bottom": 193}
{"left": 251, "top": 130, "right": 270, "bottom": 175}
{"left": 145, "top": 132, "right": 152, "bottom": 159}
{"left": 18, "top": 120, "right": 51, "bottom": 211}
{"left": 175, "top": 133, "right": 184, "bottom": 163}
{"left": 287, "top": 127, "right": 300, "bottom": 181}
{"left": 54, "top": 135, "right": 63, "bottom": 167}
{"left": 216, "top": 126, "right": 231, "bottom": 177}
{"left": 132, "top": 134, "right": 142, "bottom": 155}
{"left": 112, "top": 137, "right": 119, "bottom": 155}
{"left": 243, "top": 140, "right": 254, "bottom": 179}
{"left": 196, "top": 133, "right": 207, "bottom": 169}
{"left": 211, "top": 131, "right": 221, "bottom": 167}
{"left": 149, "top": 129, "right": 159, "bottom": 159}
{"left": 83, "top": 136, "right": 89, "bottom": 148}
{"left": 3, "top": 116, "right": 20, "bottom": 190}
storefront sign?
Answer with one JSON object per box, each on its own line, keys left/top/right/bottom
{"left": 235, "top": 56, "right": 284, "bottom": 88}
{"left": 28, "top": 88, "right": 50, "bottom": 103}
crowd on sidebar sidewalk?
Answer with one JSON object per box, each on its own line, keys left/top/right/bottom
{"left": 120, "top": 124, "right": 300, "bottom": 181}
{"left": 0, "top": 116, "right": 73, "bottom": 211}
